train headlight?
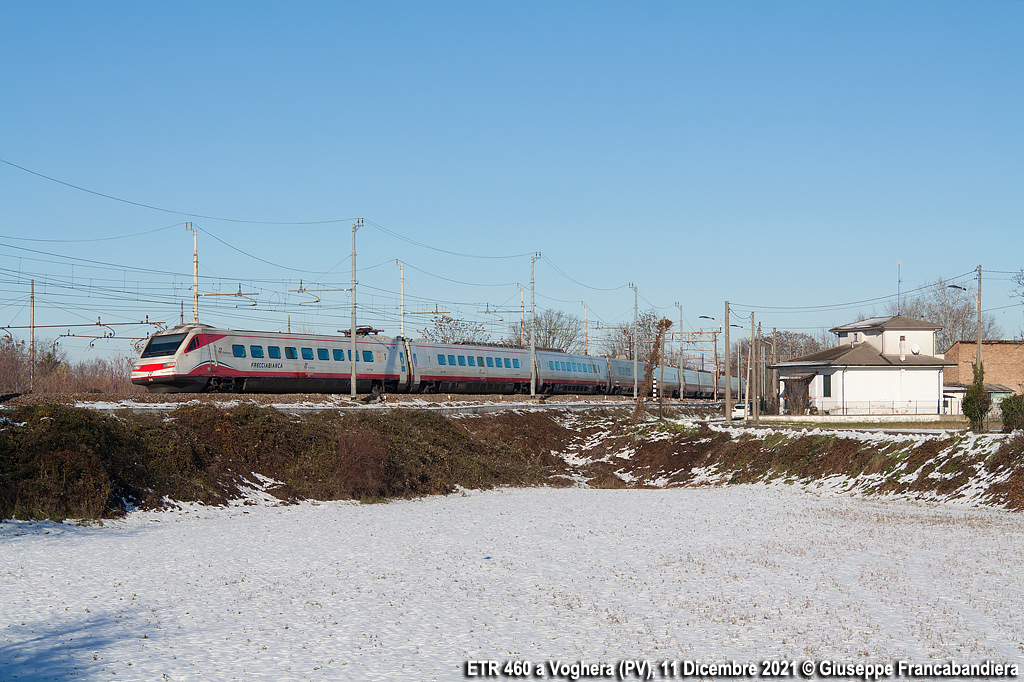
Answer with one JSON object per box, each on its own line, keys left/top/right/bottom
{"left": 162, "top": 362, "right": 176, "bottom": 368}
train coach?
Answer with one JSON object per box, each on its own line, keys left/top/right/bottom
{"left": 132, "top": 323, "right": 739, "bottom": 398}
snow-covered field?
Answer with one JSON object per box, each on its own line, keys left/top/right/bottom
{"left": 2, "top": 486, "right": 1022, "bottom": 681}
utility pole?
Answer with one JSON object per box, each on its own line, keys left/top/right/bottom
{"left": 659, "top": 331, "right": 666, "bottom": 418}
{"left": 520, "top": 286, "right": 525, "bottom": 347}
{"left": 976, "top": 264, "right": 983, "bottom": 369}
{"left": 676, "top": 302, "right": 684, "bottom": 402}
{"left": 530, "top": 253, "right": 539, "bottom": 397}
{"left": 724, "top": 301, "right": 731, "bottom": 420}
{"left": 754, "top": 321, "right": 762, "bottom": 424}
{"left": 350, "top": 219, "right": 361, "bottom": 398}
{"left": 187, "top": 223, "right": 198, "bottom": 323}
{"left": 29, "top": 279, "right": 34, "bottom": 393}
{"left": 582, "top": 301, "right": 588, "bottom": 356}
{"left": 744, "top": 313, "right": 754, "bottom": 421}
{"left": 772, "top": 327, "right": 778, "bottom": 414}
{"left": 631, "top": 283, "right": 638, "bottom": 400}
{"left": 398, "top": 260, "right": 405, "bottom": 337}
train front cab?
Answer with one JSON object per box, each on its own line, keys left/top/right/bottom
{"left": 132, "top": 326, "right": 210, "bottom": 393}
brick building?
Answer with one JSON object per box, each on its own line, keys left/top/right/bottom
{"left": 944, "top": 340, "right": 1024, "bottom": 394}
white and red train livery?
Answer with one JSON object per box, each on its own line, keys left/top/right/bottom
{"left": 132, "top": 323, "right": 741, "bottom": 397}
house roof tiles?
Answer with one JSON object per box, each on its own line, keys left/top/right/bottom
{"left": 771, "top": 341, "right": 952, "bottom": 368}
{"left": 829, "top": 315, "right": 942, "bottom": 333}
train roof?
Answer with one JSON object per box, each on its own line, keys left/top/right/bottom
{"left": 151, "top": 324, "right": 399, "bottom": 342}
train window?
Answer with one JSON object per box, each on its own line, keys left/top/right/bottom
{"left": 412, "top": 353, "right": 417, "bottom": 366}
{"left": 467, "top": 356, "right": 476, "bottom": 366}
{"left": 458, "top": 356, "right": 466, "bottom": 366}
{"left": 572, "top": 363, "right": 578, "bottom": 371}
{"left": 548, "top": 361, "right": 554, "bottom": 370}
{"left": 582, "top": 364, "right": 588, "bottom": 373}
{"left": 268, "top": 346, "right": 281, "bottom": 359}
{"left": 486, "top": 357, "right": 494, "bottom": 367}
{"left": 141, "top": 333, "right": 188, "bottom": 358}
{"left": 232, "top": 345, "right": 246, "bottom": 358}
{"left": 448, "top": 355, "right": 456, "bottom": 365}
{"left": 317, "top": 348, "right": 329, "bottom": 361}
{"left": 285, "top": 347, "right": 298, "bottom": 359}
{"left": 438, "top": 355, "right": 447, "bottom": 365}
{"left": 512, "top": 359, "right": 520, "bottom": 368}
{"left": 333, "top": 349, "right": 344, "bottom": 361}
{"left": 250, "top": 345, "right": 264, "bottom": 358}
{"left": 301, "top": 348, "right": 314, "bottom": 360}
{"left": 477, "top": 356, "right": 484, "bottom": 366}
{"left": 184, "top": 337, "right": 199, "bottom": 353}
{"left": 503, "top": 358, "right": 511, "bottom": 368}
{"left": 561, "top": 362, "right": 567, "bottom": 371}
{"left": 363, "top": 350, "right": 374, "bottom": 362}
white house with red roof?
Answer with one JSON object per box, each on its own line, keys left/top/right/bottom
{"left": 771, "top": 315, "right": 953, "bottom": 415}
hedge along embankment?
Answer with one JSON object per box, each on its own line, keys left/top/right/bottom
{"left": 2, "top": 404, "right": 1023, "bottom": 521}
{"left": 0, "top": 403, "right": 571, "bottom": 522}
{"left": 544, "top": 412, "right": 1024, "bottom": 510}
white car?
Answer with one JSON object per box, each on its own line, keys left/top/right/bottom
{"left": 730, "top": 404, "right": 749, "bottom": 420}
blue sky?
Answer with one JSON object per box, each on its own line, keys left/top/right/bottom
{"left": 1, "top": 1, "right": 1022, "bottom": 362}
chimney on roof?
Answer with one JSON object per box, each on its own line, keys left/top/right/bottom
{"left": 899, "top": 335, "right": 906, "bottom": 362}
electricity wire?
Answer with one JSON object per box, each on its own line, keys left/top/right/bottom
{"left": 0, "top": 156, "right": 357, "bottom": 225}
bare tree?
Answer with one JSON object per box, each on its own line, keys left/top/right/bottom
{"left": 0, "top": 337, "right": 141, "bottom": 394}
{"left": 736, "top": 330, "right": 825, "bottom": 364}
{"left": 887, "top": 278, "right": 1001, "bottom": 352}
{"left": 503, "top": 308, "right": 585, "bottom": 353}
{"left": 632, "top": 317, "right": 672, "bottom": 423}
{"left": 603, "top": 309, "right": 660, "bottom": 360}
{"left": 0, "top": 337, "right": 27, "bottom": 393}
{"left": 418, "top": 314, "right": 490, "bottom": 344}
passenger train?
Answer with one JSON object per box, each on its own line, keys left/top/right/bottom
{"left": 131, "top": 324, "right": 742, "bottom": 398}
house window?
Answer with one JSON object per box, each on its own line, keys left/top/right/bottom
{"left": 823, "top": 374, "right": 832, "bottom": 398}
